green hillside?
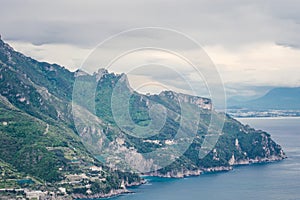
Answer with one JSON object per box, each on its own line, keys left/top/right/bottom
{"left": 0, "top": 37, "right": 286, "bottom": 198}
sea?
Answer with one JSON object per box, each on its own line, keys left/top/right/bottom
{"left": 104, "top": 117, "right": 300, "bottom": 200}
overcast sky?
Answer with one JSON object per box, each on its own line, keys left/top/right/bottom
{"left": 1, "top": 0, "right": 300, "bottom": 98}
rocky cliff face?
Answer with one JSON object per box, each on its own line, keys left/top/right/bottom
{"left": 159, "top": 90, "right": 212, "bottom": 110}
{"left": 0, "top": 36, "right": 286, "bottom": 191}
{"left": 82, "top": 70, "right": 286, "bottom": 177}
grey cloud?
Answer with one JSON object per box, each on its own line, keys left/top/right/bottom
{"left": 276, "top": 42, "right": 300, "bottom": 49}
{"left": 1, "top": 0, "right": 300, "bottom": 49}
{"left": 1, "top": 0, "right": 300, "bottom": 99}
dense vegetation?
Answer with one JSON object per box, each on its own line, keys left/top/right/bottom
{"left": 0, "top": 36, "right": 285, "bottom": 197}
{"left": 0, "top": 37, "right": 142, "bottom": 195}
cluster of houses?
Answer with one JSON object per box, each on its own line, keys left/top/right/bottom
{"left": 0, "top": 165, "right": 106, "bottom": 200}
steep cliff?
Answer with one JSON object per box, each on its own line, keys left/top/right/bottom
{"left": 0, "top": 37, "right": 286, "bottom": 198}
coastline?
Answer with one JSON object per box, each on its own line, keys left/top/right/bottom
{"left": 60, "top": 155, "right": 286, "bottom": 199}
{"left": 141, "top": 155, "right": 286, "bottom": 178}
{"left": 73, "top": 180, "right": 147, "bottom": 200}
{"left": 70, "top": 116, "right": 299, "bottom": 200}
{"left": 235, "top": 116, "right": 300, "bottom": 120}
{"left": 72, "top": 189, "right": 132, "bottom": 199}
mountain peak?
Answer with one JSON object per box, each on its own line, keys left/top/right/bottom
{"left": 93, "top": 68, "right": 109, "bottom": 81}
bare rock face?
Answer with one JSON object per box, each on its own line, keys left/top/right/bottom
{"left": 0, "top": 36, "right": 287, "bottom": 199}
{"left": 159, "top": 90, "right": 212, "bottom": 110}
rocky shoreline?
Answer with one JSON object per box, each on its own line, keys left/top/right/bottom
{"left": 73, "top": 180, "right": 147, "bottom": 199}
{"left": 232, "top": 155, "right": 287, "bottom": 166}
{"left": 143, "top": 166, "right": 232, "bottom": 178}
{"left": 126, "top": 179, "right": 147, "bottom": 187}
{"left": 73, "top": 155, "right": 286, "bottom": 199}
{"left": 143, "top": 155, "right": 286, "bottom": 178}
{"left": 72, "top": 189, "right": 132, "bottom": 199}
{"left": 38, "top": 156, "right": 287, "bottom": 199}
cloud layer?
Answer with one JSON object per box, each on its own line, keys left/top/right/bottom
{"left": 1, "top": 0, "right": 300, "bottom": 98}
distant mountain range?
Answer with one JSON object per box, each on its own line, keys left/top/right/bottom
{"left": 228, "top": 87, "right": 300, "bottom": 110}
{"left": 0, "top": 36, "right": 286, "bottom": 199}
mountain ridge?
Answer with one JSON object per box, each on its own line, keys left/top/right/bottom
{"left": 228, "top": 87, "right": 300, "bottom": 110}
{"left": 0, "top": 37, "right": 286, "bottom": 199}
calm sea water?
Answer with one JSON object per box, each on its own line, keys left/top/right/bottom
{"left": 106, "top": 117, "right": 300, "bottom": 200}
